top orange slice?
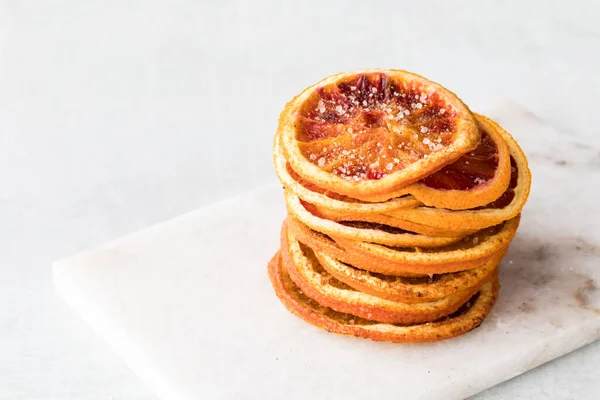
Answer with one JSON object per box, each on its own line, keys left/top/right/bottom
{"left": 278, "top": 69, "right": 480, "bottom": 201}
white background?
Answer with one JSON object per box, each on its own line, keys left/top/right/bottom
{"left": 2, "top": 1, "right": 599, "bottom": 399}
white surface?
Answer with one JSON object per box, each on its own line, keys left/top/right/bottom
{"left": 2, "top": 1, "right": 600, "bottom": 399}
{"left": 53, "top": 102, "right": 600, "bottom": 400}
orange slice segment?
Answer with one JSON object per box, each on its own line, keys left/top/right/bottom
{"left": 278, "top": 69, "right": 480, "bottom": 200}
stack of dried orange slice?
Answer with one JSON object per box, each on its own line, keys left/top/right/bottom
{"left": 268, "top": 69, "right": 531, "bottom": 343}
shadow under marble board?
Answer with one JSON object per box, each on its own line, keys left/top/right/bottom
{"left": 54, "top": 101, "right": 600, "bottom": 400}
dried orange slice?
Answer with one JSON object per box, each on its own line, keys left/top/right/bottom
{"left": 332, "top": 216, "right": 520, "bottom": 275}
{"left": 315, "top": 248, "right": 504, "bottom": 303}
{"left": 278, "top": 69, "right": 480, "bottom": 201}
{"left": 286, "top": 217, "right": 440, "bottom": 278}
{"left": 273, "top": 134, "right": 421, "bottom": 214}
{"left": 285, "top": 190, "right": 465, "bottom": 248}
{"left": 285, "top": 217, "right": 514, "bottom": 277}
{"left": 387, "top": 116, "right": 531, "bottom": 231}
{"left": 281, "top": 226, "right": 483, "bottom": 324}
{"left": 312, "top": 205, "right": 475, "bottom": 237}
{"left": 268, "top": 252, "right": 500, "bottom": 343}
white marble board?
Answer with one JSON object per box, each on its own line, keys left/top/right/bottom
{"left": 53, "top": 102, "right": 600, "bottom": 400}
